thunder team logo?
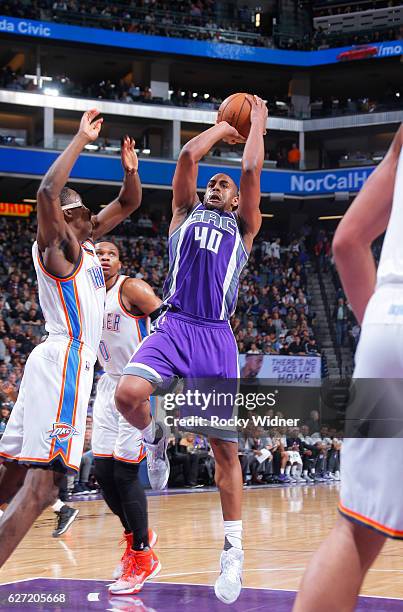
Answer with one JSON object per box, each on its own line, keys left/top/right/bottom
{"left": 47, "top": 422, "right": 79, "bottom": 443}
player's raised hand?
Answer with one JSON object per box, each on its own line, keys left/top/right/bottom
{"left": 79, "top": 109, "right": 103, "bottom": 143}
{"left": 121, "top": 136, "right": 138, "bottom": 173}
{"left": 219, "top": 121, "right": 247, "bottom": 145}
{"left": 250, "top": 95, "right": 268, "bottom": 135}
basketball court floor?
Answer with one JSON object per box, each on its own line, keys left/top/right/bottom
{"left": 1, "top": 484, "right": 402, "bottom": 611}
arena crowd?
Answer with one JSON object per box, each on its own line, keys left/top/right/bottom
{"left": 0, "top": 214, "right": 347, "bottom": 491}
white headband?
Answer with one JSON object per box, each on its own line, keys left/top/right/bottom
{"left": 61, "top": 201, "right": 83, "bottom": 211}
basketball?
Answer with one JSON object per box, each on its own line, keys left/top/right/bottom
{"left": 217, "top": 93, "right": 253, "bottom": 139}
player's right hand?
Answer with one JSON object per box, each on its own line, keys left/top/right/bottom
{"left": 218, "top": 121, "right": 246, "bottom": 145}
{"left": 79, "top": 109, "right": 104, "bottom": 143}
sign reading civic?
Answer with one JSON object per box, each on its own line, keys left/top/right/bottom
{"left": 0, "top": 15, "right": 401, "bottom": 66}
{"left": 0, "top": 17, "right": 51, "bottom": 37}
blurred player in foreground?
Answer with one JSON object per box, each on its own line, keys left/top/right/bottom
{"left": 0, "top": 110, "right": 141, "bottom": 567}
{"left": 93, "top": 241, "right": 161, "bottom": 594}
{"left": 0, "top": 477, "right": 79, "bottom": 538}
{"left": 115, "top": 95, "right": 267, "bottom": 604}
{"left": 294, "top": 126, "right": 403, "bottom": 611}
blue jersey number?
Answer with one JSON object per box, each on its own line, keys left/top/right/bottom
{"left": 99, "top": 340, "right": 111, "bottom": 362}
{"left": 195, "top": 226, "right": 223, "bottom": 254}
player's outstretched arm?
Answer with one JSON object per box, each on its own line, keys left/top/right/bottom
{"left": 37, "top": 109, "right": 103, "bottom": 276}
{"left": 92, "top": 137, "right": 141, "bottom": 240}
{"left": 333, "top": 123, "right": 402, "bottom": 323}
{"left": 238, "top": 96, "right": 267, "bottom": 253}
{"left": 171, "top": 121, "right": 245, "bottom": 233}
{"left": 121, "top": 278, "right": 162, "bottom": 316}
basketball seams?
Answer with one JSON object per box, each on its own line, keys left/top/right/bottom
{"left": 217, "top": 92, "right": 239, "bottom": 123}
{"left": 218, "top": 93, "right": 252, "bottom": 139}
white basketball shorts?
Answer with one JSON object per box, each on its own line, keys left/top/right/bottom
{"left": 339, "top": 284, "right": 403, "bottom": 538}
{"left": 92, "top": 373, "right": 146, "bottom": 464}
{"left": 0, "top": 337, "right": 95, "bottom": 473}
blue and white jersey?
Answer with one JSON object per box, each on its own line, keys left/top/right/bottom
{"left": 163, "top": 203, "right": 249, "bottom": 320}
{"left": 33, "top": 239, "right": 106, "bottom": 359}
{"left": 98, "top": 275, "right": 149, "bottom": 377}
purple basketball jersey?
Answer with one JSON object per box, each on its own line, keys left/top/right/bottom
{"left": 163, "top": 203, "right": 249, "bottom": 320}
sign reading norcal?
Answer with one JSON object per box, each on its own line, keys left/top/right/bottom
{"left": 290, "top": 168, "right": 372, "bottom": 194}
{"left": 0, "top": 147, "right": 377, "bottom": 195}
{"left": 0, "top": 202, "right": 33, "bottom": 217}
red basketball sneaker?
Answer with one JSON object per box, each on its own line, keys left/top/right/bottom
{"left": 113, "top": 529, "right": 158, "bottom": 580}
{"left": 109, "top": 548, "right": 161, "bottom": 594}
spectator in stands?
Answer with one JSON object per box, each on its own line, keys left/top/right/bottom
{"left": 348, "top": 322, "right": 361, "bottom": 352}
{"left": 0, "top": 406, "right": 10, "bottom": 439}
{"left": 167, "top": 434, "right": 201, "bottom": 487}
{"left": 305, "top": 410, "right": 321, "bottom": 436}
{"left": 247, "top": 342, "right": 261, "bottom": 355}
{"left": 287, "top": 143, "right": 301, "bottom": 169}
{"left": 287, "top": 335, "right": 306, "bottom": 355}
{"left": 333, "top": 297, "right": 349, "bottom": 346}
{"left": 0, "top": 371, "right": 18, "bottom": 404}
{"left": 246, "top": 431, "right": 273, "bottom": 485}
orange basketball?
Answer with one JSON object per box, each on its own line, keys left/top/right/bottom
{"left": 217, "top": 93, "right": 253, "bottom": 139}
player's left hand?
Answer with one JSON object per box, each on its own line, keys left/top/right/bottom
{"left": 121, "top": 135, "right": 138, "bottom": 173}
{"left": 250, "top": 95, "right": 268, "bottom": 135}
{"left": 79, "top": 109, "right": 103, "bottom": 143}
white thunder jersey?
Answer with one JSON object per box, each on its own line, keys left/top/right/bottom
{"left": 92, "top": 275, "right": 149, "bottom": 462}
{"left": 0, "top": 239, "right": 106, "bottom": 472}
{"left": 33, "top": 239, "right": 106, "bottom": 358}
{"left": 98, "top": 275, "right": 150, "bottom": 376}
{"left": 339, "top": 149, "right": 403, "bottom": 538}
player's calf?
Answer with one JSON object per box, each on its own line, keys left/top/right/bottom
{"left": 0, "top": 462, "right": 28, "bottom": 504}
{"left": 0, "top": 468, "right": 62, "bottom": 567}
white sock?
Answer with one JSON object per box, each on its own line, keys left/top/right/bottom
{"left": 224, "top": 520, "right": 243, "bottom": 550}
{"left": 303, "top": 470, "right": 308, "bottom": 477}
{"left": 0, "top": 508, "right": 3, "bottom": 519}
{"left": 52, "top": 499, "right": 64, "bottom": 513}
{"left": 280, "top": 468, "right": 285, "bottom": 475}
{"left": 285, "top": 465, "right": 291, "bottom": 476}
{"left": 141, "top": 418, "right": 156, "bottom": 444}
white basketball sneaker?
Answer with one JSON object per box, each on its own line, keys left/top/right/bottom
{"left": 214, "top": 547, "right": 244, "bottom": 604}
{"left": 144, "top": 421, "right": 170, "bottom": 490}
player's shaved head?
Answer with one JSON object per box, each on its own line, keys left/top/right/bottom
{"left": 60, "top": 186, "right": 82, "bottom": 207}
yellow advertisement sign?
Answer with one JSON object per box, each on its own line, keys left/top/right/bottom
{"left": 0, "top": 202, "right": 33, "bottom": 217}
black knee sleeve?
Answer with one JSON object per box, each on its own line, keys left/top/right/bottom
{"left": 113, "top": 460, "right": 149, "bottom": 550}
{"left": 94, "top": 457, "right": 130, "bottom": 532}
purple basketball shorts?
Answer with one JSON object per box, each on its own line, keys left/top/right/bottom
{"left": 124, "top": 310, "right": 239, "bottom": 383}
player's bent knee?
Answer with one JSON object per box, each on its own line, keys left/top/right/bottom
{"left": 115, "top": 375, "right": 149, "bottom": 418}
